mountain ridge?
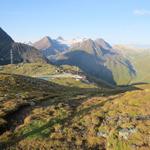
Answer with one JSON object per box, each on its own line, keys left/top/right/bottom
{"left": 34, "top": 37, "right": 136, "bottom": 85}
{"left": 0, "top": 28, "right": 48, "bottom": 65}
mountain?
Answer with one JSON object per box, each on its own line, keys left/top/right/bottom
{"left": 33, "top": 36, "right": 69, "bottom": 57}
{"left": 12, "top": 43, "right": 48, "bottom": 64}
{"left": 47, "top": 38, "right": 136, "bottom": 85}
{"left": 69, "top": 38, "right": 115, "bottom": 56}
{"left": 0, "top": 28, "right": 14, "bottom": 65}
{"left": 114, "top": 44, "right": 150, "bottom": 83}
{"left": 0, "top": 28, "right": 48, "bottom": 65}
{"left": 114, "top": 44, "right": 148, "bottom": 55}
{"left": 34, "top": 36, "right": 53, "bottom": 50}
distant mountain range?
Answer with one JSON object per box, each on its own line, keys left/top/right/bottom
{"left": 1, "top": 27, "right": 150, "bottom": 86}
{"left": 33, "top": 36, "right": 136, "bottom": 85}
{"left": 0, "top": 28, "right": 48, "bottom": 65}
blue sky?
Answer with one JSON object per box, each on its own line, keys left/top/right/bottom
{"left": 0, "top": 0, "right": 150, "bottom": 45}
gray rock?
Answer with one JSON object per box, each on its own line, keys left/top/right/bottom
{"left": 119, "top": 128, "right": 137, "bottom": 140}
{"left": 97, "top": 131, "right": 108, "bottom": 138}
{"left": 29, "top": 101, "right": 36, "bottom": 106}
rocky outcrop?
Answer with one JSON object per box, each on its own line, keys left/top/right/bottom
{"left": 0, "top": 28, "right": 14, "bottom": 65}
{"left": 0, "top": 28, "right": 48, "bottom": 65}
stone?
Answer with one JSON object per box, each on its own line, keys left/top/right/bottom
{"left": 119, "top": 128, "right": 137, "bottom": 140}
{"left": 97, "top": 131, "right": 108, "bottom": 138}
{"left": 29, "top": 101, "right": 36, "bottom": 106}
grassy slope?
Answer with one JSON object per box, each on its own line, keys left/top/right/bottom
{"left": 114, "top": 45, "right": 150, "bottom": 84}
{"left": 129, "top": 53, "right": 150, "bottom": 83}
{"left": 0, "top": 73, "right": 62, "bottom": 127}
{"left": 105, "top": 56, "right": 134, "bottom": 85}
{"left": 0, "top": 72, "right": 149, "bottom": 149}
{"left": 0, "top": 63, "right": 97, "bottom": 88}
{"left": 0, "top": 63, "right": 58, "bottom": 76}
{"left": 0, "top": 73, "right": 108, "bottom": 149}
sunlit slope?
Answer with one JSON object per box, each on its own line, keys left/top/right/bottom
{"left": 0, "top": 63, "right": 98, "bottom": 88}
{"left": 115, "top": 45, "right": 150, "bottom": 84}
{"left": 0, "top": 73, "right": 149, "bottom": 149}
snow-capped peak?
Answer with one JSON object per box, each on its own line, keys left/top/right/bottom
{"left": 57, "top": 37, "right": 87, "bottom": 47}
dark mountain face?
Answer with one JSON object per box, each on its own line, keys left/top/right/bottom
{"left": 0, "top": 28, "right": 48, "bottom": 65}
{"left": 54, "top": 50, "right": 116, "bottom": 85}
{"left": 0, "top": 28, "right": 14, "bottom": 65}
{"left": 12, "top": 43, "right": 49, "bottom": 64}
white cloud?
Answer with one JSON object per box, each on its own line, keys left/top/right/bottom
{"left": 133, "top": 9, "right": 150, "bottom": 16}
